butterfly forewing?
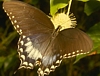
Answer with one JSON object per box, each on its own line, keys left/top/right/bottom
{"left": 3, "top": 1, "right": 54, "bottom": 36}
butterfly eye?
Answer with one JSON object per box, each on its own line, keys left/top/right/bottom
{"left": 3, "top": 1, "right": 93, "bottom": 76}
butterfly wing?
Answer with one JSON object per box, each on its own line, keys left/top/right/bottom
{"left": 55, "top": 28, "right": 93, "bottom": 58}
{"left": 3, "top": 0, "right": 60, "bottom": 73}
{"left": 37, "top": 28, "right": 93, "bottom": 76}
{"left": 3, "top": 1, "right": 54, "bottom": 35}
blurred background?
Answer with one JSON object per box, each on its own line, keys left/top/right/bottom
{"left": 0, "top": 0, "right": 100, "bottom": 76}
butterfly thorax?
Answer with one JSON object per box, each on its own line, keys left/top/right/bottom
{"left": 51, "top": 25, "right": 62, "bottom": 38}
{"left": 42, "top": 25, "right": 62, "bottom": 56}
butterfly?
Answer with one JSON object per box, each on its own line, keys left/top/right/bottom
{"left": 3, "top": 1, "right": 93, "bottom": 76}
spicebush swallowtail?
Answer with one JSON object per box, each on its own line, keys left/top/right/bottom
{"left": 3, "top": 1, "right": 93, "bottom": 76}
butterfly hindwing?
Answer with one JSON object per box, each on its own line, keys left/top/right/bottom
{"left": 18, "top": 33, "right": 62, "bottom": 75}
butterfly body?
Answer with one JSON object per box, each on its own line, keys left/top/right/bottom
{"left": 3, "top": 1, "right": 93, "bottom": 76}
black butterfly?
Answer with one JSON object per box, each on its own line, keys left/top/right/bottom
{"left": 3, "top": 1, "right": 93, "bottom": 76}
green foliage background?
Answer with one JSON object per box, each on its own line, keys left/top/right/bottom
{"left": 0, "top": 0, "right": 100, "bottom": 76}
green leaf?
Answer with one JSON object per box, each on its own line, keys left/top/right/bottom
{"left": 4, "top": 51, "right": 17, "bottom": 71}
{"left": 78, "top": 0, "right": 100, "bottom": 2}
{"left": 30, "top": 0, "right": 39, "bottom": 5}
{"left": 74, "top": 54, "right": 88, "bottom": 64}
{"left": 50, "top": 0, "right": 69, "bottom": 16}
{"left": 87, "top": 22, "right": 100, "bottom": 54}
{"left": 1, "top": 31, "right": 18, "bottom": 46}
{"left": 74, "top": 22, "right": 100, "bottom": 63}
{"left": 0, "top": 57, "right": 6, "bottom": 68}
{"left": 84, "top": 1, "right": 100, "bottom": 15}
{"left": 78, "top": 0, "right": 89, "bottom": 2}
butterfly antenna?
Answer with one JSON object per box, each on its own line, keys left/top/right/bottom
{"left": 66, "top": 0, "right": 72, "bottom": 16}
